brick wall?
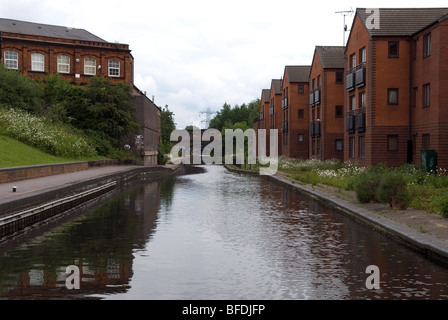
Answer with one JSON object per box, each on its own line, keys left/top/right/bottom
{"left": 1, "top": 32, "right": 133, "bottom": 85}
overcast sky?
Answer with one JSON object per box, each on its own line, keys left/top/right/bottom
{"left": 2, "top": 1, "right": 447, "bottom": 129}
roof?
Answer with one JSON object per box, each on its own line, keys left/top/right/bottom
{"left": 284, "top": 65, "right": 311, "bottom": 83}
{"left": 357, "top": 7, "right": 448, "bottom": 36}
{"left": 261, "top": 89, "right": 270, "bottom": 103}
{"left": 271, "top": 79, "right": 282, "bottom": 95}
{"left": 315, "top": 46, "right": 345, "bottom": 69}
{"left": 0, "top": 18, "right": 107, "bottom": 42}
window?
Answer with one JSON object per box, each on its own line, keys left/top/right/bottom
{"left": 359, "top": 47, "right": 366, "bottom": 64}
{"left": 335, "top": 72, "right": 343, "bottom": 84}
{"left": 349, "top": 95, "right": 356, "bottom": 111}
{"left": 335, "top": 105, "right": 343, "bottom": 118}
{"left": 317, "top": 139, "right": 321, "bottom": 157}
{"left": 388, "top": 41, "right": 399, "bottom": 58}
{"left": 388, "top": 135, "right": 398, "bottom": 152}
{"left": 358, "top": 136, "right": 365, "bottom": 159}
{"left": 349, "top": 137, "right": 355, "bottom": 159}
{"left": 422, "top": 134, "right": 430, "bottom": 150}
{"left": 108, "top": 60, "right": 120, "bottom": 77}
{"left": 359, "top": 92, "right": 366, "bottom": 109}
{"left": 57, "top": 55, "right": 70, "bottom": 73}
{"left": 311, "top": 79, "right": 315, "bottom": 90}
{"left": 350, "top": 53, "right": 356, "bottom": 69}
{"left": 84, "top": 58, "right": 96, "bottom": 75}
{"left": 31, "top": 53, "right": 45, "bottom": 71}
{"left": 336, "top": 139, "right": 343, "bottom": 151}
{"left": 298, "top": 109, "right": 304, "bottom": 118}
{"left": 423, "top": 84, "right": 430, "bottom": 107}
{"left": 317, "top": 108, "right": 320, "bottom": 120}
{"left": 298, "top": 85, "right": 304, "bottom": 94}
{"left": 317, "top": 75, "right": 321, "bottom": 88}
{"left": 388, "top": 88, "right": 399, "bottom": 105}
{"left": 298, "top": 134, "right": 304, "bottom": 142}
{"left": 4, "top": 51, "right": 18, "bottom": 69}
{"left": 423, "top": 33, "right": 431, "bottom": 58}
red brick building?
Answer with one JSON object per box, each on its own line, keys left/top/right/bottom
{"left": 344, "top": 8, "right": 448, "bottom": 169}
{"left": 269, "top": 79, "right": 283, "bottom": 156}
{"left": 0, "top": 18, "right": 160, "bottom": 165}
{"left": 255, "top": 88, "right": 271, "bottom": 155}
{"left": 281, "top": 65, "right": 310, "bottom": 158}
{"left": 309, "top": 46, "right": 345, "bottom": 161}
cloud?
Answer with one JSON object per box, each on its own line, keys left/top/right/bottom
{"left": 2, "top": 0, "right": 448, "bottom": 129}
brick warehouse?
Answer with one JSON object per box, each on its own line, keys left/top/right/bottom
{"left": 0, "top": 18, "right": 160, "bottom": 165}
{"left": 309, "top": 46, "right": 345, "bottom": 161}
{"left": 344, "top": 8, "right": 448, "bottom": 169}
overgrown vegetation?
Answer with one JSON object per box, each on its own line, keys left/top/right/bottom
{"left": 158, "top": 105, "right": 176, "bottom": 165}
{"left": 0, "top": 65, "right": 140, "bottom": 161}
{"left": 279, "top": 157, "right": 448, "bottom": 217}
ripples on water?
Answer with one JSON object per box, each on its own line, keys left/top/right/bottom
{"left": 0, "top": 165, "right": 448, "bottom": 300}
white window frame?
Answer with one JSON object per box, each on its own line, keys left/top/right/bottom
{"left": 84, "top": 58, "right": 96, "bottom": 75}
{"left": 31, "top": 53, "right": 45, "bottom": 72}
{"left": 57, "top": 55, "right": 70, "bottom": 74}
{"left": 4, "top": 50, "right": 18, "bottom": 69}
{"left": 108, "top": 60, "right": 120, "bottom": 77}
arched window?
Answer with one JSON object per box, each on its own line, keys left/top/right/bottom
{"left": 4, "top": 51, "right": 18, "bottom": 69}
{"left": 31, "top": 53, "right": 45, "bottom": 72}
{"left": 57, "top": 55, "right": 70, "bottom": 73}
{"left": 108, "top": 60, "right": 120, "bottom": 77}
{"left": 84, "top": 58, "right": 96, "bottom": 75}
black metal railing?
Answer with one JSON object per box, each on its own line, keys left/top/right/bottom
{"left": 310, "top": 120, "right": 321, "bottom": 137}
{"left": 346, "top": 107, "right": 366, "bottom": 133}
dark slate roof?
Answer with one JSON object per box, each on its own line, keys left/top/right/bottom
{"left": 357, "top": 7, "right": 448, "bottom": 36}
{"left": 271, "top": 79, "right": 282, "bottom": 95}
{"left": 0, "top": 18, "right": 107, "bottom": 42}
{"left": 261, "top": 89, "right": 270, "bottom": 103}
{"left": 284, "top": 65, "right": 311, "bottom": 83}
{"left": 315, "top": 46, "right": 345, "bottom": 69}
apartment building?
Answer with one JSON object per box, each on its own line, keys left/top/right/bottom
{"left": 309, "top": 46, "right": 345, "bottom": 161}
{"left": 256, "top": 88, "right": 271, "bottom": 155}
{"left": 281, "top": 65, "right": 310, "bottom": 158}
{"left": 0, "top": 18, "right": 160, "bottom": 165}
{"left": 269, "top": 79, "right": 283, "bottom": 156}
{"left": 344, "top": 8, "right": 448, "bottom": 168}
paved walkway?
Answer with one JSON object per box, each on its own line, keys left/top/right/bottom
{"left": 0, "top": 166, "right": 140, "bottom": 204}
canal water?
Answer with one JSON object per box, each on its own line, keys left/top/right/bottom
{"left": 1, "top": 164, "right": 448, "bottom": 300}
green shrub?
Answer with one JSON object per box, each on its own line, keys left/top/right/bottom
{"left": 353, "top": 171, "right": 383, "bottom": 203}
{"left": 434, "top": 196, "right": 448, "bottom": 218}
{"left": 377, "top": 173, "right": 411, "bottom": 209}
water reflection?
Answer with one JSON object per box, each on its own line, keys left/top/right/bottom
{"left": 0, "top": 165, "right": 447, "bottom": 300}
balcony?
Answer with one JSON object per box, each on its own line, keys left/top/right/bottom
{"left": 314, "top": 89, "right": 321, "bottom": 105}
{"left": 346, "top": 107, "right": 366, "bottom": 133}
{"left": 282, "top": 96, "right": 289, "bottom": 109}
{"left": 355, "top": 63, "right": 366, "bottom": 88}
{"left": 310, "top": 91, "right": 315, "bottom": 107}
{"left": 346, "top": 71, "right": 355, "bottom": 91}
{"left": 310, "top": 120, "right": 321, "bottom": 137}
{"left": 281, "top": 120, "right": 288, "bottom": 133}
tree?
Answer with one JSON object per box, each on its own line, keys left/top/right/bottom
{"left": 209, "top": 99, "right": 260, "bottom": 132}
{"left": 66, "top": 76, "right": 139, "bottom": 153}
{"left": 0, "top": 64, "right": 44, "bottom": 113}
{"left": 158, "top": 105, "right": 176, "bottom": 164}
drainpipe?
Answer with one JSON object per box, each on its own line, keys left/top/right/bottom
{"left": 407, "top": 37, "right": 413, "bottom": 164}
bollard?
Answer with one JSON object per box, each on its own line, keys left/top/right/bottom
{"left": 12, "top": 186, "right": 17, "bottom": 192}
